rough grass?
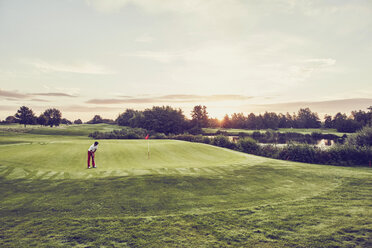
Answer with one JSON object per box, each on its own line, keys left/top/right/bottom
{"left": 0, "top": 126, "right": 371, "bottom": 247}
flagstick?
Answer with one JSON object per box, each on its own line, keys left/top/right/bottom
{"left": 147, "top": 140, "right": 150, "bottom": 159}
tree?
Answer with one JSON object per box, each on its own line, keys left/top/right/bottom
{"left": 332, "top": 112, "right": 347, "bottom": 129}
{"left": 87, "top": 115, "right": 103, "bottom": 124}
{"left": 246, "top": 113, "right": 256, "bottom": 129}
{"left": 351, "top": 110, "right": 370, "bottom": 127}
{"left": 142, "top": 106, "right": 187, "bottom": 134}
{"left": 208, "top": 118, "right": 220, "bottom": 128}
{"left": 74, "top": 119, "right": 83, "bottom": 124}
{"left": 332, "top": 112, "right": 361, "bottom": 132}
{"left": 324, "top": 115, "right": 333, "bottom": 128}
{"left": 100, "top": 118, "right": 115, "bottom": 124}
{"left": 296, "top": 108, "right": 321, "bottom": 128}
{"left": 43, "top": 108, "right": 62, "bottom": 127}
{"left": 263, "top": 112, "right": 279, "bottom": 129}
{"left": 5, "top": 116, "right": 18, "bottom": 124}
{"left": 278, "top": 113, "right": 287, "bottom": 128}
{"left": 230, "top": 113, "right": 247, "bottom": 129}
{"left": 255, "top": 114, "right": 265, "bottom": 129}
{"left": 116, "top": 109, "right": 143, "bottom": 127}
{"left": 336, "top": 119, "right": 362, "bottom": 133}
{"left": 191, "top": 105, "right": 209, "bottom": 129}
{"left": 285, "top": 113, "right": 295, "bottom": 128}
{"left": 221, "top": 114, "right": 231, "bottom": 128}
{"left": 15, "top": 106, "right": 36, "bottom": 127}
{"left": 61, "top": 118, "right": 72, "bottom": 125}
{"left": 37, "top": 114, "right": 48, "bottom": 126}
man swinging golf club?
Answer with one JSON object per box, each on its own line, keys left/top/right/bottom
{"left": 87, "top": 141, "right": 99, "bottom": 169}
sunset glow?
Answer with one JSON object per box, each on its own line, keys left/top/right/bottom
{"left": 1, "top": 0, "right": 371, "bottom": 121}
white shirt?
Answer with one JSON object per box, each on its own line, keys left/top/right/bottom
{"left": 88, "top": 144, "right": 98, "bottom": 152}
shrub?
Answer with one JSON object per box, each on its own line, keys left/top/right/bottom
{"left": 346, "top": 126, "right": 372, "bottom": 147}
{"left": 327, "top": 144, "right": 372, "bottom": 166}
{"left": 212, "top": 135, "right": 236, "bottom": 149}
{"left": 151, "top": 133, "right": 167, "bottom": 139}
{"left": 336, "top": 119, "right": 362, "bottom": 133}
{"left": 237, "top": 137, "right": 259, "bottom": 154}
{"left": 251, "top": 131, "right": 262, "bottom": 140}
{"left": 278, "top": 144, "right": 317, "bottom": 163}
{"left": 258, "top": 144, "right": 280, "bottom": 158}
{"left": 89, "top": 127, "right": 148, "bottom": 139}
{"left": 216, "top": 130, "right": 228, "bottom": 135}
{"left": 202, "top": 136, "right": 211, "bottom": 144}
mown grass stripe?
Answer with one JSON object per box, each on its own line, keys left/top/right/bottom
{"left": 47, "top": 172, "right": 61, "bottom": 180}
{"left": 23, "top": 168, "right": 38, "bottom": 179}
{"left": 34, "top": 171, "right": 52, "bottom": 180}
{"left": 1, "top": 166, "right": 15, "bottom": 177}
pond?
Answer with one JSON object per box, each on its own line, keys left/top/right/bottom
{"left": 207, "top": 135, "right": 336, "bottom": 148}
{"left": 259, "top": 139, "right": 335, "bottom": 149}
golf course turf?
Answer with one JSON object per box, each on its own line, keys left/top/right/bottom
{"left": 0, "top": 125, "right": 371, "bottom": 247}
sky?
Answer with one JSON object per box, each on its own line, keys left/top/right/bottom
{"left": 0, "top": 0, "right": 372, "bottom": 121}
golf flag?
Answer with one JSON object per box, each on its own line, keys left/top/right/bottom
{"left": 145, "top": 134, "right": 150, "bottom": 159}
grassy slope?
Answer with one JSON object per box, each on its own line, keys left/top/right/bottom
{"left": 0, "top": 138, "right": 252, "bottom": 177}
{"left": 0, "top": 123, "right": 118, "bottom": 136}
{"left": 0, "top": 126, "right": 371, "bottom": 247}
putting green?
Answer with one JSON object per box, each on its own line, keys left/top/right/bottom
{"left": 0, "top": 138, "right": 270, "bottom": 179}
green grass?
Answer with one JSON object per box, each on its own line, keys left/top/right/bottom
{"left": 0, "top": 123, "right": 118, "bottom": 136}
{"left": 203, "top": 128, "right": 347, "bottom": 136}
{"left": 0, "top": 126, "right": 371, "bottom": 247}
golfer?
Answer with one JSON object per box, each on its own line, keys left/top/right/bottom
{"left": 87, "top": 141, "right": 99, "bottom": 169}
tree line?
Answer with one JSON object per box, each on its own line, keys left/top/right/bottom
{"left": 2, "top": 105, "right": 372, "bottom": 133}
{"left": 2, "top": 106, "right": 64, "bottom": 127}
{"left": 219, "top": 107, "right": 372, "bottom": 132}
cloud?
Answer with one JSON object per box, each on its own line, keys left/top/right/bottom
{"left": 288, "top": 58, "right": 336, "bottom": 81}
{"left": 0, "top": 89, "right": 77, "bottom": 100}
{"left": 61, "top": 105, "right": 123, "bottom": 112}
{"left": 86, "top": 94, "right": 253, "bottom": 104}
{"left": 30, "top": 98, "right": 51, "bottom": 102}
{"left": 0, "top": 89, "right": 28, "bottom": 99}
{"left": 31, "top": 92, "right": 76, "bottom": 97}
{"left": 22, "top": 59, "right": 115, "bottom": 75}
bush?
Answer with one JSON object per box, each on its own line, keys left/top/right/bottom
{"left": 202, "top": 136, "right": 211, "bottom": 144}
{"left": 252, "top": 131, "right": 263, "bottom": 140}
{"left": 151, "top": 133, "right": 167, "bottom": 139}
{"left": 212, "top": 135, "right": 236, "bottom": 149}
{"left": 327, "top": 144, "right": 372, "bottom": 166}
{"left": 278, "top": 144, "right": 317, "bottom": 163}
{"left": 237, "top": 137, "right": 259, "bottom": 154}
{"left": 258, "top": 144, "right": 280, "bottom": 158}
{"left": 336, "top": 119, "right": 363, "bottom": 133}
{"left": 89, "top": 127, "right": 148, "bottom": 139}
{"left": 346, "top": 126, "right": 372, "bottom": 147}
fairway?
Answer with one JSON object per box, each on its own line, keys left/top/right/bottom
{"left": 0, "top": 126, "right": 371, "bottom": 247}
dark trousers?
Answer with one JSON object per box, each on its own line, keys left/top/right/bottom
{"left": 87, "top": 151, "right": 95, "bottom": 168}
